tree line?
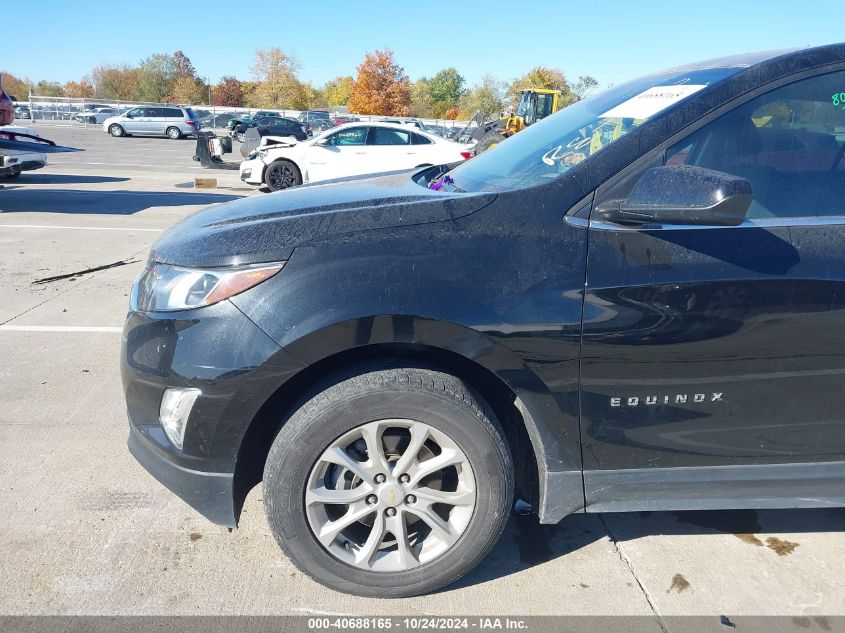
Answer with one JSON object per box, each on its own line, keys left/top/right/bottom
{"left": 2, "top": 48, "right": 598, "bottom": 119}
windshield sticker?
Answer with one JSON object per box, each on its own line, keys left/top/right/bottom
{"left": 542, "top": 145, "right": 586, "bottom": 166}
{"left": 832, "top": 93, "right": 845, "bottom": 109}
{"left": 599, "top": 85, "right": 707, "bottom": 120}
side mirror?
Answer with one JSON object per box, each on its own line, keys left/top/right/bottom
{"left": 599, "top": 165, "right": 753, "bottom": 227}
{"left": 315, "top": 137, "right": 330, "bottom": 146}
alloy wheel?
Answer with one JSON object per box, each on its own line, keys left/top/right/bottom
{"left": 267, "top": 164, "right": 298, "bottom": 190}
{"left": 304, "top": 419, "right": 476, "bottom": 572}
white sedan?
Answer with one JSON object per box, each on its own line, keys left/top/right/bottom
{"left": 0, "top": 125, "right": 47, "bottom": 178}
{"left": 239, "top": 122, "right": 474, "bottom": 191}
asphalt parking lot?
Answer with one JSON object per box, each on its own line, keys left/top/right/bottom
{"left": 1, "top": 125, "right": 844, "bottom": 626}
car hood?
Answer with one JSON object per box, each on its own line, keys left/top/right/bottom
{"left": 150, "top": 171, "right": 496, "bottom": 268}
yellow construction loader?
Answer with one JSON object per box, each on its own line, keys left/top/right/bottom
{"left": 472, "top": 88, "right": 562, "bottom": 153}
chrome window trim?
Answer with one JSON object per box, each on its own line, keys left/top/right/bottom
{"left": 589, "top": 215, "right": 845, "bottom": 232}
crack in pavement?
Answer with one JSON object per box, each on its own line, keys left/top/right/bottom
{"left": 599, "top": 514, "right": 670, "bottom": 633}
{"left": 32, "top": 258, "right": 140, "bottom": 285}
{"left": 1, "top": 245, "right": 149, "bottom": 327}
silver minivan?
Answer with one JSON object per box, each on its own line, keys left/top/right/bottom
{"left": 103, "top": 106, "right": 200, "bottom": 139}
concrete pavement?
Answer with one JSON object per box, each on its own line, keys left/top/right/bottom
{"left": 1, "top": 127, "right": 843, "bottom": 625}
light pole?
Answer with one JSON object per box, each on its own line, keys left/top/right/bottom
{"left": 205, "top": 76, "right": 215, "bottom": 128}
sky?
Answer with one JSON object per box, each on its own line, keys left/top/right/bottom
{"left": 6, "top": 0, "right": 845, "bottom": 89}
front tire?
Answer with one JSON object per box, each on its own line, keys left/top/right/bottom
{"left": 166, "top": 126, "right": 182, "bottom": 140}
{"left": 263, "top": 159, "right": 302, "bottom": 192}
{"left": 263, "top": 365, "right": 514, "bottom": 597}
{"left": 109, "top": 124, "right": 125, "bottom": 137}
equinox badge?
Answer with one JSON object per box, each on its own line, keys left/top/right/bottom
{"left": 610, "top": 393, "right": 724, "bottom": 407}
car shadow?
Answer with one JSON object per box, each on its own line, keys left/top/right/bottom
{"left": 0, "top": 188, "right": 243, "bottom": 215}
{"left": 10, "top": 174, "right": 130, "bottom": 185}
{"left": 451, "top": 507, "right": 844, "bottom": 591}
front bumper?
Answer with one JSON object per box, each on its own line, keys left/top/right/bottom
{"left": 128, "top": 423, "right": 237, "bottom": 526}
{"left": 121, "top": 299, "right": 294, "bottom": 526}
{"left": 239, "top": 158, "right": 264, "bottom": 184}
{"left": 1, "top": 156, "right": 46, "bottom": 175}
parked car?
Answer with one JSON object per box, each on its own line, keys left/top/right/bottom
{"left": 329, "top": 115, "right": 359, "bottom": 126}
{"left": 379, "top": 117, "right": 429, "bottom": 132}
{"left": 0, "top": 125, "right": 47, "bottom": 177}
{"left": 231, "top": 116, "right": 307, "bottom": 143}
{"left": 103, "top": 106, "right": 200, "bottom": 139}
{"left": 74, "top": 107, "right": 118, "bottom": 124}
{"left": 31, "top": 105, "right": 71, "bottom": 121}
{"left": 239, "top": 122, "right": 473, "bottom": 191}
{"left": 298, "top": 110, "right": 332, "bottom": 133}
{"left": 122, "top": 43, "right": 845, "bottom": 598}
{"left": 227, "top": 110, "right": 281, "bottom": 131}
{"left": 13, "top": 105, "right": 30, "bottom": 120}
{"left": 197, "top": 111, "right": 238, "bottom": 129}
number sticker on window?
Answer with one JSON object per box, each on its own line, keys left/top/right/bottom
{"left": 831, "top": 92, "right": 845, "bottom": 109}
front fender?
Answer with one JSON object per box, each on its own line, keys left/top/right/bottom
{"left": 229, "top": 311, "right": 585, "bottom": 521}
{"left": 228, "top": 188, "right": 588, "bottom": 521}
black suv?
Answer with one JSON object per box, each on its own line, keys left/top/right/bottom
{"left": 230, "top": 116, "right": 307, "bottom": 143}
{"left": 122, "top": 44, "right": 845, "bottom": 597}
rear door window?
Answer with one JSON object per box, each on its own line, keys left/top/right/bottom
{"left": 371, "top": 127, "right": 411, "bottom": 145}
{"left": 146, "top": 107, "right": 164, "bottom": 118}
{"left": 411, "top": 132, "right": 432, "bottom": 145}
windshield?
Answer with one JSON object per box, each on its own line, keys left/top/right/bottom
{"left": 447, "top": 66, "right": 744, "bottom": 193}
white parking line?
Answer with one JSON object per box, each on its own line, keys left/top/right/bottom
{"left": 67, "top": 161, "right": 205, "bottom": 169}
{"left": 0, "top": 224, "right": 162, "bottom": 232}
{"left": 0, "top": 325, "right": 122, "bottom": 333}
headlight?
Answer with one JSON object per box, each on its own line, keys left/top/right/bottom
{"left": 131, "top": 262, "right": 284, "bottom": 312}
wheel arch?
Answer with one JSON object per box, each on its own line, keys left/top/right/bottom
{"left": 264, "top": 155, "right": 304, "bottom": 185}
{"left": 231, "top": 315, "right": 584, "bottom": 526}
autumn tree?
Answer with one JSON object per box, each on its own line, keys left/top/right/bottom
{"left": 443, "top": 106, "right": 461, "bottom": 120}
{"left": 92, "top": 64, "right": 140, "bottom": 100}
{"left": 298, "top": 82, "right": 326, "bottom": 109}
{"left": 169, "top": 75, "right": 207, "bottom": 104}
{"left": 1, "top": 72, "right": 31, "bottom": 100}
{"left": 241, "top": 81, "right": 259, "bottom": 107}
{"left": 323, "top": 75, "right": 354, "bottom": 107}
{"left": 137, "top": 53, "right": 177, "bottom": 102}
{"left": 459, "top": 74, "right": 506, "bottom": 119}
{"left": 172, "top": 51, "right": 197, "bottom": 80}
{"left": 34, "top": 80, "right": 65, "bottom": 97}
{"left": 409, "top": 78, "right": 432, "bottom": 117}
{"left": 426, "top": 67, "right": 465, "bottom": 117}
{"left": 348, "top": 49, "right": 411, "bottom": 116}
{"left": 211, "top": 76, "right": 244, "bottom": 107}
{"left": 63, "top": 78, "right": 95, "bottom": 98}
{"left": 571, "top": 75, "right": 599, "bottom": 101}
{"left": 250, "top": 47, "right": 305, "bottom": 109}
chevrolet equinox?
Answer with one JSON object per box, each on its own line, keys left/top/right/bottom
{"left": 122, "top": 44, "right": 845, "bottom": 597}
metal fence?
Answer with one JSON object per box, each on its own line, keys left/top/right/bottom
{"left": 15, "top": 95, "right": 469, "bottom": 134}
